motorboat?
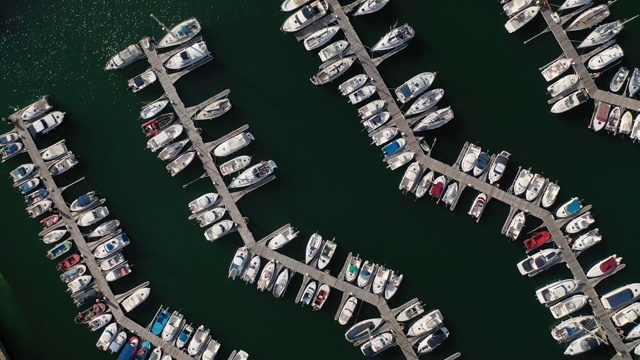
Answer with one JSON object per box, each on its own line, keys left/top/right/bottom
{"left": 587, "top": 44, "right": 623, "bottom": 71}
{"left": 281, "top": 0, "right": 312, "bottom": 11}
{"left": 67, "top": 275, "right": 93, "bottom": 293}
{"left": 0, "top": 131, "right": 18, "bottom": 145}
{"left": 188, "top": 325, "right": 210, "bottom": 356}
{"left": 49, "top": 152, "right": 78, "bottom": 176}
{"left": 219, "top": 155, "right": 252, "bottom": 176}
{"left": 397, "top": 302, "right": 425, "bottom": 322}
{"left": 369, "top": 125, "right": 398, "bottom": 146}
{"left": 345, "top": 256, "right": 362, "bottom": 283}
{"left": 99, "top": 252, "right": 126, "bottom": 271}
{"left": 267, "top": 225, "right": 299, "bottom": 250}
{"left": 468, "top": 193, "right": 488, "bottom": 220}
{"left": 405, "top": 88, "right": 445, "bottom": 116}
{"left": 488, "top": 151, "right": 510, "bottom": 184}
{"left": 556, "top": 197, "right": 581, "bottom": 218}
{"left": 156, "top": 18, "right": 202, "bottom": 49}
{"left": 166, "top": 151, "right": 196, "bottom": 176}
{"left": 627, "top": 324, "right": 640, "bottom": 340}
{"left": 149, "top": 348, "right": 162, "bottom": 360}
{"left": 105, "top": 263, "right": 132, "bottom": 282}
{"left": 610, "top": 67, "right": 629, "bottom": 93}
{"left": 631, "top": 114, "right": 640, "bottom": 142}
{"left": 516, "top": 248, "right": 562, "bottom": 276}
{"left": 310, "top": 55, "right": 357, "bottom": 85}
{"left": 358, "top": 100, "right": 386, "bottom": 120}
{"left": 57, "top": 254, "right": 82, "bottom": 271}
{"left": 429, "top": 175, "right": 447, "bottom": 199}
{"left": 194, "top": 98, "right": 232, "bottom": 120}
{"left": 151, "top": 309, "right": 170, "bottom": 336}
{"left": 280, "top": 0, "right": 329, "bottom": 32}
{"left": 417, "top": 327, "right": 449, "bottom": 354}
{"left": 121, "top": 287, "right": 151, "bottom": 312}
{"left": 117, "top": 336, "right": 139, "bottom": 359}
{"left": 536, "top": 279, "right": 580, "bottom": 305}
{"left": 96, "top": 322, "right": 117, "bottom": 351}
{"left": 600, "top": 284, "right": 640, "bottom": 309}
{"left": 176, "top": 323, "right": 194, "bottom": 349}
{"left": 547, "top": 74, "right": 579, "bottom": 97}
{"left": 382, "top": 138, "right": 407, "bottom": 158}
{"left": 26, "top": 199, "right": 52, "bottom": 218}
{"left": 399, "top": 162, "right": 422, "bottom": 194}
{"left": 303, "top": 25, "right": 340, "bottom": 51}
{"left": 230, "top": 350, "right": 249, "bottom": 360}
{"left": 414, "top": 170, "right": 434, "bottom": 199}
{"left": 142, "top": 113, "right": 175, "bottom": 138}
{"left": 565, "top": 212, "right": 594, "bottom": 234}
{"left": 371, "top": 266, "right": 390, "bottom": 295}
{"left": 504, "top": 6, "right": 540, "bottom": 33}
{"left": 228, "top": 160, "right": 277, "bottom": 189}
{"left": 40, "top": 140, "right": 68, "bottom": 161}
{"left": 345, "top": 318, "right": 384, "bottom": 343}
{"left": 1, "top": 142, "right": 24, "bottom": 162}
{"left": 165, "top": 41, "right": 210, "bottom": 70}
{"left": 158, "top": 139, "right": 190, "bottom": 161}
{"left": 257, "top": 260, "right": 276, "bottom": 291}
{"left": 587, "top": 255, "right": 622, "bottom": 278}
{"left": 162, "top": 311, "right": 185, "bottom": 342}
{"left": 128, "top": 69, "right": 157, "bottom": 93}
{"left": 88, "top": 220, "right": 120, "bottom": 238}
{"left": 228, "top": 247, "right": 248, "bottom": 280}
{"left": 73, "top": 288, "right": 101, "bottom": 308}
{"left": 319, "top": 40, "right": 349, "bottom": 62}
{"left": 619, "top": 111, "right": 633, "bottom": 135}
{"left": 412, "top": 107, "right": 454, "bottom": 132}
{"left": 201, "top": 339, "right": 221, "bottom": 360}
{"left": 242, "top": 255, "right": 261, "bottom": 284}
{"left": 362, "top": 111, "right": 391, "bottom": 133}
{"left": 348, "top": 85, "right": 376, "bottom": 105}
{"left": 564, "top": 334, "right": 602, "bottom": 355}
{"left": 204, "top": 219, "right": 236, "bottom": 241}
{"left": 441, "top": 182, "right": 459, "bottom": 206}
{"left": 60, "top": 264, "right": 86, "bottom": 283}
{"left": 612, "top": 303, "right": 640, "bottom": 327}
{"left": 395, "top": 72, "right": 437, "bottom": 104}
{"left": 70, "top": 191, "right": 100, "bottom": 213}
{"left": 629, "top": 68, "right": 640, "bottom": 97}
{"left": 305, "top": 233, "right": 323, "bottom": 264}
{"left": 542, "top": 58, "right": 572, "bottom": 82}
{"left": 461, "top": 144, "right": 480, "bottom": 173}
{"left": 189, "top": 193, "right": 220, "bottom": 214}
{"left": 18, "top": 96, "right": 53, "bottom": 122}
{"left": 74, "top": 303, "right": 106, "bottom": 324}
{"left": 503, "top": 0, "right": 533, "bottom": 17}
{"left": 88, "top": 314, "right": 113, "bottom": 331}
{"left": 571, "top": 229, "right": 602, "bottom": 252}
{"left": 605, "top": 106, "right": 621, "bottom": 133}
{"left": 77, "top": 206, "right": 109, "bottom": 227}
{"left": 386, "top": 151, "right": 414, "bottom": 170}
{"left": 92, "top": 233, "right": 131, "bottom": 259}
{"left": 317, "top": 239, "right": 337, "bottom": 270}
{"left": 506, "top": 211, "right": 526, "bottom": 240}
{"left": 10, "top": 163, "right": 36, "bottom": 184}
{"left": 39, "top": 212, "right": 60, "bottom": 230}
{"left": 372, "top": 23, "right": 415, "bottom": 52}
{"left": 360, "top": 332, "right": 394, "bottom": 357}
{"left": 357, "top": 261, "right": 375, "bottom": 288}
{"left": 578, "top": 20, "right": 624, "bottom": 49}
{"left": 339, "top": 74, "right": 368, "bottom": 96}
{"left": 525, "top": 174, "right": 545, "bottom": 201}
{"left": 541, "top": 182, "right": 560, "bottom": 208}
{"left": 407, "top": 310, "right": 444, "bottom": 337}
{"left": 195, "top": 207, "right": 227, "bottom": 227}
{"left": 550, "top": 295, "right": 589, "bottom": 319}
{"left": 146, "top": 124, "right": 184, "bottom": 152}
{"left": 591, "top": 101, "right": 610, "bottom": 132}
{"left": 551, "top": 315, "right": 596, "bottom": 342}
{"left": 213, "top": 132, "right": 254, "bottom": 157}
{"left": 47, "top": 240, "right": 72, "bottom": 260}
{"left": 566, "top": 4, "right": 610, "bottom": 32}
{"left": 105, "top": 44, "right": 143, "bottom": 70}
{"left": 353, "top": 0, "right": 390, "bottom": 16}
{"left": 338, "top": 297, "right": 358, "bottom": 325}
{"left": 140, "top": 99, "right": 169, "bottom": 120}
{"left": 27, "top": 190, "right": 55, "bottom": 212}
{"left": 384, "top": 271, "right": 403, "bottom": 300}
{"left": 312, "top": 284, "right": 330, "bottom": 310}
{"left": 524, "top": 231, "right": 551, "bottom": 253}
{"left": 473, "top": 152, "right": 490, "bottom": 177}
{"left": 550, "top": 89, "right": 589, "bottom": 113}
{"left": 559, "top": 0, "right": 592, "bottom": 11}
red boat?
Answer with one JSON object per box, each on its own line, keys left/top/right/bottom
{"left": 524, "top": 231, "right": 551, "bottom": 253}
{"left": 74, "top": 302, "right": 106, "bottom": 324}
{"left": 141, "top": 113, "right": 175, "bottom": 138}
{"left": 429, "top": 176, "right": 446, "bottom": 198}
{"left": 40, "top": 213, "right": 62, "bottom": 230}
{"left": 56, "top": 254, "right": 81, "bottom": 271}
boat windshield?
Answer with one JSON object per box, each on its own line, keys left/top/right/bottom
{"left": 301, "top": 5, "right": 319, "bottom": 19}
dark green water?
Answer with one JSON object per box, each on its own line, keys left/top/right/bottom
{"left": 1, "top": 0, "right": 640, "bottom": 359}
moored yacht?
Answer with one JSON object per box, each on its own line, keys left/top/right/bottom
{"left": 105, "top": 44, "right": 143, "bottom": 70}
{"left": 338, "top": 297, "right": 358, "bottom": 325}
{"left": 517, "top": 248, "right": 562, "bottom": 276}
{"left": 128, "top": 69, "right": 157, "bottom": 93}
{"left": 395, "top": 72, "right": 437, "bottom": 104}
{"left": 188, "top": 325, "right": 210, "bottom": 356}
{"left": 525, "top": 174, "right": 545, "bottom": 201}
{"left": 629, "top": 68, "right": 640, "bottom": 97}
{"left": 414, "top": 170, "right": 434, "bottom": 199}
{"left": 194, "top": 98, "right": 232, "bottom": 120}
{"left": 281, "top": 0, "right": 329, "bottom": 32}
{"left": 571, "top": 228, "right": 602, "bottom": 252}
{"left": 547, "top": 74, "right": 579, "bottom": 97}
{"left": 577, "top": 20, "right": 624, "bottom": 49}
{"left": 348, "top": 85, "right": 376, "bottom": 105}
{"left": 412, "top": 107, "right": 454, "bottom": 132}
{"left": 460, "top": 144, "right": 480, "bottom": 173}
{"left": 310, "top": 55, "right": 357, "bottom": 85}
{"left": 158, "top": 139, "right": 190, "bottom": 161}
{"left": 242, "top": 255, "right": 261, "bottom": 284}
{"left": 397, "top": 302, "right": 425, "bottom": 322}
{"left": 369, "top": 125, "right": 398, "bottom": 146}
{"left": 195, "top": 207, "right": 226, "bottom": 227}
{"left": 605, "top": 106, "right": 621, "bottom": 133}
{"left": 417, "top": 327, "right": 449, "bottom": 354}
{"left": 503, "top": 0, "right": 534, "bottom": 17}
{"left": 619, "top": 111, "right": 633, "bottom": 135}
{"left": 405, "top": 88, "right": 445, "bottom": 116}
{"left": 345, "top": 318, "right": 384, "bottom": 343}
{"left": 371, "top": 266, "right": 390, "bottom": 295}
{"left": 468, "top": 193, "right": 487, "bottom": 220}
{"left": 559, "top": 0, "right": 592, "bottom": 11}
{"left": 384, "top": 271, "right": 403, "bottom": 300}
{"left": 357, "top": 261, "right": 375, "bottom": 288}
{"left": 345, "top": 255, "right": 362, "bottom": 283}
{"left": 566, "top": 4, "right": 611, "bottom": 32}
{"left": 504, "top": 6, "right": 540, "bottom": 33}
{"left": 140, "top": 99, "right": 169, "bottom": 120}
{"left": 305, "top": 232, "right": 323, "bottom": 264}
{"left": 565, "top": 334, "right": 602, "bottom": 355}
{"left": 556, "top": 197, "right": 582, "bottom": 218}
{"left": 281, "top": 0, "right": 312, "bottom": 12}
{"left": 587, "top": 44, "right": 623, "bottom": 71}
{"left": 267, "top": 225, "right": 299, "bottom": 250}
{"left": 353, "top": 0, "right": 390, "bottom": 16}
{"left": 19, "top": 96, "right": 53, "bottom": 122}
{"left": 358, "top": 100, "right": 386, "bottom": 119}
{"left": 301, "top": 280, "right": 317, "bottom": 306}
{"left": 219, "top": 155, "right": 252, "bottom": 176}
{"left": 156, "top": 18, "right": 202, "bottom": 49}
{"left": 360, "top": 332, "right": 394, "bottom": 357}
{"left": 506, "top": 211, "right": 526, "bottom": 240}
{"left": 257, "top": 260, "right": 276, "bottom": 291}
{"left": 611, "top": 303, "right": 640, "bottom": 327}
{"left": 536, "top": 279, "right": 580, "bottom": 305}
{"left": 551, "top": 315, "right": 596, "bottom": 342}
{"left": 204, "top": 219, "right": 236, "bottom": 241}
{"left": 303, "top": 25, "right": 340, "bottom": 51}
{"left": 399, "top": 162, "right": 422, "bottom": 194}
{"left": 550, "top": 89, "right": 589, "bottom": 113}
{"left": 312, "top": 283, "right": 330, "bottom": 310}
{"left": 441, "top": 182, "right": 459, "bottom": 206}
{"left": 542, "top": 58, "right": 573, "bottom": 82}
{"left": 362, "top": 111, "right": 391, "bottom": 133}
{"left": 565, "top": 212, "right": 594, "bottom": 234}
{"left": 146, "top": 124, "right": 184, "bottom": 152}
{"left": 407, "top": 310, "right": 444, "bottom": 337}
{"left": 513, "top": 168, "right": 534, "bottom": 196}
{"left": 524, "top": 231, "right": 551, "bottom": 253}
{"left": 610, "top": 67, "right": 629, "bottom": 92}
{"left": 228, "top": 160, "right": 277, "bottom": 189}
{"left": 121, "top": 287, "right": 151, "bottom": 313}
{"left": 550, "top": 295, "right": 589, "bottom": 319}
{"left": 372, "top": 23, "right": 415, "bottom": 52}
{"left": 541, "top": 182, "right": 560, "bottom": 208}
{"left": 488, "top": 151, "right": 510, "bottom": 184}
{"left": 587, "top": 255, "right": 622, "bottom": 278}
{"left": 473, "top": 151, "right": 490, "bottom": 177}
{"left": 176, "top": 323, "right": 194, "bottom": 349}
{"left": 166, "top": 151, "right": 196, "bottom": 177}
{"left": 318, "top": 40, "right": 349, "bottom": 62}
{"left": 228, "top": 246, "right": 248, "bottom": 280}
{"left": 339, "top": 74, "right": 369, "bottom": 96}
{"left": 213, "top": 132, "right": 254, "bottom": 157}
{"left": 386, "top": 151, "right": 414, "bottom": 170}
{"left": 600, "top": 284, "right": 640, "bottom": 309}
{"left": 77, "top": 206, "right": 110, "bottom": 227}
{"left": 317, "top": 239, "right": 337, "bottom": 270}
{"left": 429, "top": 175, "right": 447, "bottom": 199}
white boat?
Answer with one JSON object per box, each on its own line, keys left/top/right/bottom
{"left": 504, "top": 6, "right": 540, "bottom": 34}
{"left": 405, "top": 88, "right": 445, "bottom": 116}
{"left": 571, "top": 229, "right": 601, "bottom": 251}
{"left": 188, "top": 325, "right": 210, "bottom": 356}
{"left": 204, "top": 220, "right": 236, "bottom": 242}
{"left": 120, "top": 288, "right": 151, "bottom": 312}
{"left": 162, "top": 311, "right": 185, "bottom": 342}
{"left": 156, "top": 18, "right": 202, "bottom": 49}
{"left": 357, "top": 261, "right": 375, "bottom": 288}
{"left": 399, "top": 162, "right": 421, "bottom": 193}
{"left": 631, "top": 114, "right": 640, "bottom": 142}
{"left": 550, "top": 295, "right": 589, "bottom": 319}
{"left": 176, "top": 324, "right": 194, "bottom": 349}
{"left": 629, "top": 68, "right": 640, "bottom": 97}
{"left": 40, "top": 140, "right": 68, "bottom": 161}
{"left": 67, "top": 275, "right": 93, "bottom": 293}
{"left": 273, "top": 268, "right": 290, "bottom": 298}
{"left": 360, "top": 332, "right": 395, "bottom": 357}
{"left": 43, "top": 229, "right": 67, "bottom": 244}
{"left": 311, "top": 283, "right": 330, "bottom": 310}
{"left": 541, "top": 182, "right": 560, "bottom": 208}
{"left": 386, "top": 151, "right": 414, "bottom": 170}
{"left": 590, "top": 101, "right": 610, "bottom": 132}
{"left": 564, "top": 334, "right": 602, "bottom": 355}
{"left": 460, "top": 144, "right": 480, "bottom": 173}
{"left": 310, "top": 55, "right": 357, "bottom": 85}
{"left": 345, "top": 256, "right": 362, "bottom": 283}
{"left": 488, "top": 151, "right": 509, "bottom": 185}
{"left": 281, "top": 0, "right": 311, "bottom": 12}
{"left": 506, "top": 211, "right": 526, "bottom": 240}
{"left": 338, "top": 297, "right": 358, "bottom": 325}
{"left": 109, "top": 331, "right": 127, "bottom": 353}
{"left": 318, "top": 40, "right": 349, "bottom": 62}
{"left": 358, "top": 100, "right": 386, "bottom": 119}
{"left": 213, "top": 132, "right": 254, "bottom": 157}
{"left": 416, "top": 327, "right": 449, "bottom": 354}
{"left": 96, "top": 322, "right": 117, "bottom": 351}
{"left": 267, "top": 225, "right": 299, "bottom": 250}
{"left": 525, "top": 174, "right": 545, "bottom": 201}
{"left": 146, "top": 124, "right": 184, "bottom": 152}
{"left": 547, "top": 74, "right": 579, "bottom": 97}
{"left": 429, "top": 175, "right": 448, "bottom": 199}
{"left": 128, "top": 69, "right": 157, "bottom": 93}
{"left": 339, "top": 74, "right": 369, "bottom": 96}
{"left": 88, "top": 314, "right": 113, "bottom": 331}
{"left": 473, "top": 152, "right": 490, "bottom": 177}
{"left": 201, "top": 339, "right": 221, "bottom": 360}
{"left": 503, "top": 0, "right": 533, "bottom": 17}
{"left": 158, "top": 139, "right": 190, "bottom": 161}
{"left": 395, "top": 72, "right": 437, "bottom": 104}
{"left": 150, "top": 348, "right": 162, "bottom": 360}
{"left": 348, "top": 85, "right": 376, "bottom": 105}
{"left": 587, "top": 44, "right": 623, "bottom": 71}
{"left": 441, "top": 182, "right": 459, "bottom": 206}
{"left": 88, "top": 220, "right": 120, "bottom": 238}
{"left": 104, "top": 263, "right": 131, "bottom": 282}
{"left": 242, "top": 255, "right": 261, "bottom": 284}
{"left": 69, "top": 191, "right": 100, "bottom": 213}
{"left": 280, "top": 0, "right": 329, "bottom": 32}
{"left": 551, "top": 315, "right": 596, "bottom": 342}
{"left": 556, "top": 197, "right": 581, "bottom": 218}
{"left": 536, "top": 279, "right": 579, "bottom": 305}
{"left": 353, "top": 0, "right": 390, "bottom": 16}
{"left": 229, "top": 160, "right": 277, "bottom": 189}
{"left": 619, "top": 111, "right": 633, "bottom": 135}
{"left": 542, "top": 58, "right": 572, "bottom": 82}
{"left": 397, "top": 302, "right": 425, "bottom": 322}
{"left": 231, "top": 350, "right": 249, "bottom": 360}
{"left": 559, "top": 0, "right": 592, "bottom": 11}
{"left": 27, "top": 111, "right": 65, "bottom": 137}
{"left": 19, "top": 96, "right": 53, "bottom": 121}
{"left": 600, "top": 284, "right": 640, "bottom": 310}
{"left": 165, "top": 41, "right": 210, "bottom": 70}
{"left": 578, "top": 20, "right": 623, "bottom": 49}
{"left": 99, "top": 252, "right": 126, "bottom": 271}
{"left": 384, "top": 271, "right": 402, "bottom": 300}
{"left": 516, "top": 248, "right": 562, "bottom": 276}
{"left": 371, "top": 266, "right": 390, "bottom": 295}
{"left": 303, "top": 25, "right": 340, "bottom": 51}
{"left": 566, "top": 4, "right": 611, "bottom": 32}
{"left": 565, "top": 212, "right": 594, "bottom": 234}
{"left": 345, "top": 318, "right": 384, "bottom": 343}
{"left": 412, "top": 107, "right": 454, "bottom": 132}
{"left": 301, "top": 280, "right": 317, "bottom": 305}
{"left": 610, "top": 66, "right": 629, "bottom": 92}
{"left": 77, "top": 206, "right": 109, "bottom": 227}
{"left": 407, "top": 310, "right": 444, "bottom": 337}
{"left": 228, "top": 246, "right": 248, "bottom": 280}
{"left": 369, "top": 125, "right": 398, "bottom": 146}
{"left": 104, "top": 44, "right": 143, "bottom": 70}
{"left": 362, "top": 111, "right": 391, "bottom": 133}
{"left": 468, "top": 193, "right": 487, "bottom": 219}
{"left": 513, "top": 168, "right": 533, "bottom": 196}
{"left": 166, "top": 151, "right": 196, "bottom": 177}
{"left": 611, "top": 302, "right": 640, "bottom": 327}
{"left": 10, "top": 163, "right": 36, "bottom": 184}
{"left": 49, "top": 152, "right": 78, "bottom": 176}
{"left": 194, "top": 98, "right": 232, "bottom": 120}
{"left": 305, "top": 232, "right": 323, "bottom": 264}
{"left": 372, "top": 23, "right": 415, "bottom": 52}
{"left": 414, "top": 170, "right": 434, "bottom": 199}
{"left": 195, "top": 207, "right": 227, "bottom": 227}
{"left": 219, "top": 155, "right": 251, "bottom": 176}
{"left": 587, "top": 255, "right": 622, "bottom": 279}
{"left": 189, "top": 193, "right": 220, "bottom": 214}
{"left": 605, "top": 106, "right": 621, "bottom": 133}
{"left": 317, "top": 240, "right": 336, "bottom": 270}
{"left": 550, "top": 89, "right": 589, "bottom": 113}
{"left": 0, "top": 131, "right": 18, "bottom": 146}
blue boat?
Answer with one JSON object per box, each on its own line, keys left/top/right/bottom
{"left": 17, "top": 178, "right": 40, "bottom": 194}
{"left": 382, "top": 138, "right": 406, "bottom": 157}
{"left": 345, "top": 318, "right": 384, "bottom": 343}
{"left": 601, "top": 284, "right": 640, "bottom": 309}
{"left": 151, "top": 309, "right": 170, "bottom": 335}
{"left": 117, "top": 336, "right": 139, "bottom": 360}
{"left": 25, "top": 188, "right": 49, "bottom": 205}
{"left": 133, "top": 340, "right": 151, "bottom": 360}
{"left": 555, "top": 197, "right": 582, "bottom": 218}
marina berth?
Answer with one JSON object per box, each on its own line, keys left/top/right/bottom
{"left": 146, "top": 124, "right": 184, "bottom": 152}
{"left": 566, "top": 4, "right": 611, "bottom": 32}
{"left": 228, "top": 160, "right": 277, "bottom": 189}
{"left": 372, "top": 23, "right": 415, "bottom": 52}
{"left": 310, "top": 55, "right": 357, "bottom": 85}
{"left": 382, "top": 138, "right": 407, "bottom": 157}
{"left": 301, "top": 280, "right": 317, "bottom": 305}
{"left": 188, "top": 325, "right": 210, "bottom": 356}
{"left": 558, "top": 0, "right": 592, "bottom": 11}
{"left": 550, "top": 89, "right": 589, "bottom": 113}
{"left": 164, "top": 41, "right": 210, "bottom": 70}
{"left": 104, "top": 262, "right": 132, "bottom": 282}
{"left": 312, "top": 283, "right": 330, "bottom": 310}
{"left": 57, "top": 253, "right": 81, "bottom": 271}
{"left": 516, "top": 248, "right": 562, "bottom": 276}
{"left": 394, "top": 72, "right": 436, "bottom": 104}
{"left": 27, "top": 111, "right": 65, "bottom": 137}
{"left": 416, "top": 327, "right": 449, "bottom": 354}
{"left": 357, "top": 261, "right": 375, "bottom": 288}
{"left": 156, "top": 18, "right": 202, "bottom": 49}
{"left": 151, "top": 309, "right": 171, "bottom": 336}
{"left": 128, "top": 69, "right": 157, "bottom": 93}
{"left": 77, "top": 206, "right": 109, "bottom": 227}
{"left": 555, "top": 197, "right": 581, "bottom": 218}
{"left": 541, "top": 58, "right": 572, "bottom": 82}
{"left": 338, "top": 297, "right": 357, "bottom": 325}
{"left": 362, "top": 111, "right": 391, "bottom": 133}
{"left": 104, "top": 44, "right": 144, "bottom": 70}
{"left": 92, "top": 233, "right": 131, "bottom": 259}
{"left": 398, "top": 162, "right": 421, "bottom": 193}
{"left": 468, "top": 192, "right": 488, "bottom": 220}
{"left": 141, "top": 113, "right": 175, "bottom": 138}
{"left": 60, "top": 264, "right": 86, "bottom": 283}
{"left": 0, "top": 131, "right": 19, "bottom": 145}
{"left": 549, "top": 295, "right": 589, "bottom": 319}
{"left": 213, "top": 132, "right": 254, "bottom": 157}
{"left": 353, "top": 0, "right": 390, "bottom": 16}
{"left": 386, "top": 151, "right": 414, "bottom": 170}
{"left": 371, "top": 266, "right": 390, "bottom": 295}
{"left": 140, "top": 99, "right": 169, "bottom": 120}
{"left": 46, "top": 240, "right": 73, "bottom": 260}
{"left": 358, "top": 99, "right": 386, "bottom": 119}
{"left": 610, "top": 67, "right": 629, "bottom": 93}
{"left": 257, "top": 260, "right": 275, "bottom": 291}
{"left": 441, "top": 181, "right": 459, "bottom": 206}
{"left": 503, "top": 0, "right": 533, "bottom": 17}
{"left": 370, "top": 125, "right": 398, "bottom": 146}
{"left": 49, "top": 152, "right": 78, "bottom": 176}
{"left": 267, "top": 225, "right": 298, "bottom": 250}
{"left": 303, "top": 25, "right": 340, "bottom": 51}
{"left": 280, "top": 0, "right": 329, "bottom": 32}
{"left": 176, "top": 323, "right": 194, "bottom": 349}
{"left": 472, "top": 151, "right": 490, "bottom": 177}
{"left": 407, "top": 310, "right": 444, "bottom": 337}
{"left": 345, "top": 318, "right": 384, "bottom": 343}
{"left": 96, "top": 322, "right": 118, "bottom": 351}
{"left": 1, "top": 142, "right": 25, "bottom": 162}
{"left": 305, "top": 233, "right": 323, "bottom": 264}
{"left": 88, "top": 314, "right": 113, "bottom": 331}
{"left": 70, "top": 191, "right": 100, "bottom": 213}
{"left": 525, "top": 174, "right": 545, "bottom": 202}
{"left": 317, "top": 239, "right": 336, "bottom": 270}
{"left": 88, "top": 219, "right": 120, "bottom": 238}
{"left": 26, "top": 199, "right": 52, "bottom": 218}
{"left": 360, "top": 332, "right": 394, "bottom": 357}
{"left": 627, "top": 324, "right": 640, "bottom": 340}
{"left": 605, "top": 106, "right": 621, "bottom": 133}
{"left": 590, "top": 101, "right": 610, "bottom": 131}
{"left": 571, "top": 228, "right": 602, "bottom": 252}
{"left": 219, "top": 155, "right": 252, "bottom": 176}
{"left": 600, "top": 284, "right": 640, "bottom": 310}
{"left": 551, "top": 315, "right": 596, "bottom": 342}
{"left": 40, "top": 139, "right": 68, "bottom": 161}
{"left": 194, "top": 98, "right": 232, "bottom": 120}
{"left": 405, "top": 88, "right": 444, "bottom": 116}
{"left": 535, "top": 279, "right": 580, "bottom": 305}
{"left": 117, "top": 336, "right": 139, "bottom": 360}
{"left": 242, "top": 255, "right": 261, "bottom": 284}
{"left": 67, "top": 275, "right": 93, "bottom": 293}
{"left": 587, "top": 44, "right": 623, "bottom": 71}
{"left": 611, "top": 302, "right": 640, "bottom": 327}
{"left": 28, "top": 188, "right": 51, "bottom": 207}
{"left": 429, "top": 175, "right": 447, "bottom": 199}
{"left": 201, "top": 339, "right": 221, "bottom": 360}
{"left": 619, "top": 111, "right": 633, "bottom": 135}
{"left": 504, "top": 6, "right": 540, "bottom": 34}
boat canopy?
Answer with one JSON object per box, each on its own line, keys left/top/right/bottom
{"left": 399, "top": 85, "right": 413, "bottom": 99}
{"left": 106, "top": 243, "right": 116, "bottom": 251}
{"left": 77, "top": 194, "right": 92, "bottom": 207}
{"left": 180, "top": 25, "right": 190, "bottom": 35}
{"left": 600, "top": 257, "right": 618, "bottom": 272}
{"left": 607, "top": 289, "right": 634, "bottom": 307}
{"left": 133, "top": 76, "right": 144, "bottom": 86}
{"left": 567, "top": 200, "right": 581, "bottom": 213}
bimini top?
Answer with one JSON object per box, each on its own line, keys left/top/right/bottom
{"left": 77, "top": 194, "right": 92, "bottom": 207}
{"left": 133, "top": 76, "right": 145, "bottom": 87}
{"left": 567, "top": 199, "right": 581, "bottom": 213}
